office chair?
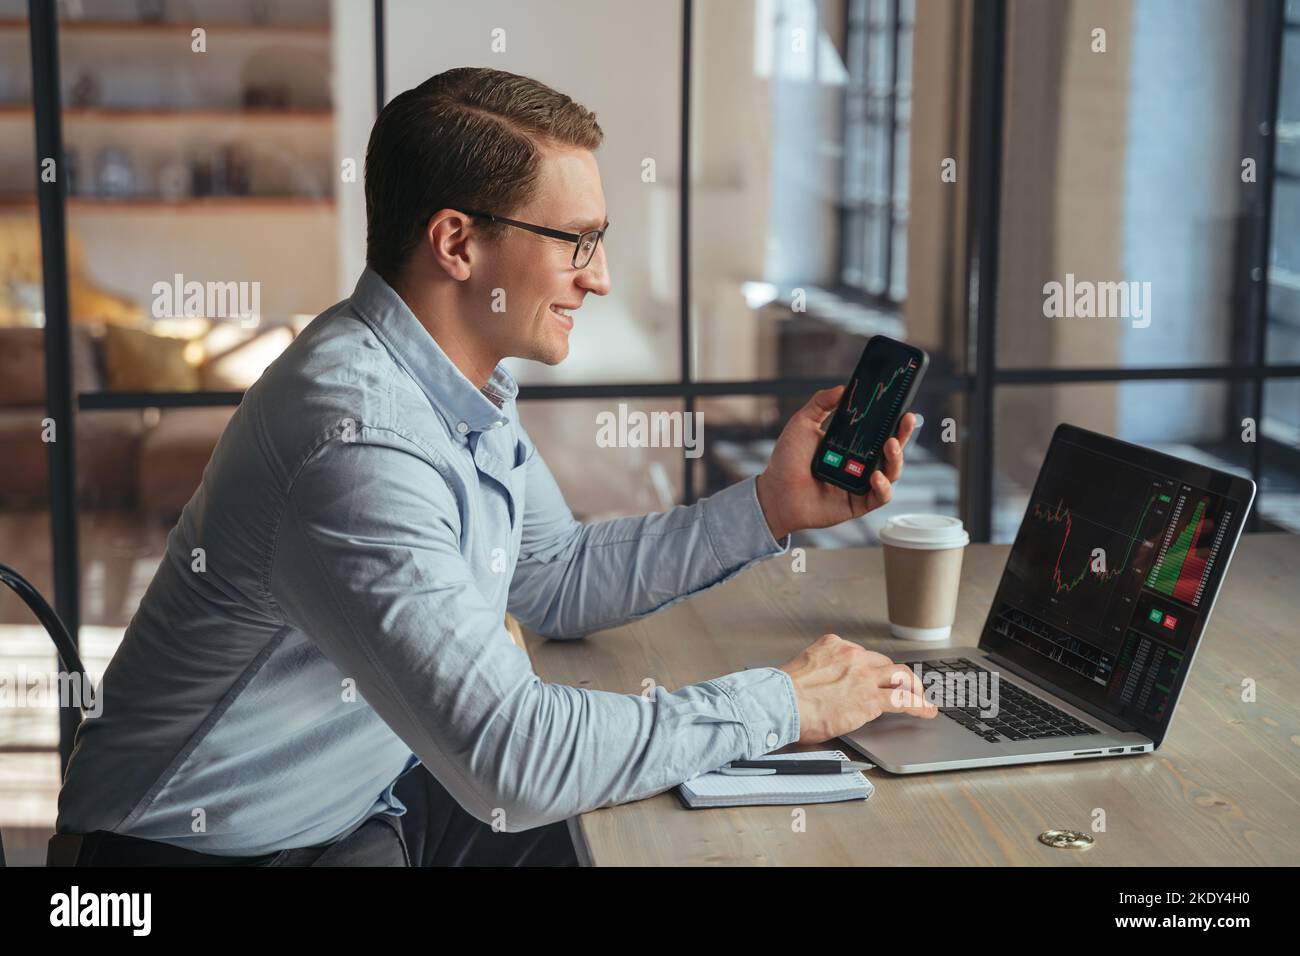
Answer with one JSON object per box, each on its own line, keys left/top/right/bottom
{"left": 0, "top": 563, "right": 93, "bottom": 868}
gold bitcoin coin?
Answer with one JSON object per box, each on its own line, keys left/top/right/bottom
{"left": 1038, "top": 829, "right": 1095, "bottom": 849}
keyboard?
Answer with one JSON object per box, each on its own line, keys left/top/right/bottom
{"left": 899, "top": 658, "right": 1100, "bottom": 744}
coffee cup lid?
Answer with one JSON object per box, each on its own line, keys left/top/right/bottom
{"left": 879, "top": 513, "right": 970, "bottom": 550}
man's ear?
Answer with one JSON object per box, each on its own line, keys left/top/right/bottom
{"left": 424, "top": 209, "right": 473, "bottom": 281}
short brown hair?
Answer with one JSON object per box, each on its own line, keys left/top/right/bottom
{"left": 364, "top": 67, "right": 604, "bottom": 283}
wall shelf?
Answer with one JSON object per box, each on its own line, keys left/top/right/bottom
{"left": 0, "top": 0, "right": 339, "bottom": 333}
{"left": 0, "top": 195, "right": 335, "bottom": 211}
{"left": 0, "top": 18, "right": 330, "bottom": 38}
{"left": 0, "top": 105, "right": 332, "bottom": 121}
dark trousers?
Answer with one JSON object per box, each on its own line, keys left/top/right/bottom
{"left": 386, "top": 763, "right": 579, "bottom": 867}
{"left": 56, "top": 766, "right": 579, "bottom": 867}
{"left": 267, "top": 764, "right": 578, "bottom": 866}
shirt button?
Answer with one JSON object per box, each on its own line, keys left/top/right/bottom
{"left": 765, "top": 732, "right": 779, "bottom": 749}
{"left": 456, "top": 422, "right": 469, "bottom": 434}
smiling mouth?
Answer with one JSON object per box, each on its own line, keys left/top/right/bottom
{"left": 549, "top": 304, "right": 576, "bottom": 328}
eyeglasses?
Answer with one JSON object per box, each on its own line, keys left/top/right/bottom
{"left": 454, "top": 209, "right": 609, "bottom": 269}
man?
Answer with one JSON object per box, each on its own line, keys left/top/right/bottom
{"left": 53, "top": 67, "right": 936, "bottom": 867}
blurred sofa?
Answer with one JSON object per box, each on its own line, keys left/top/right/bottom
{"left": 0, "top": 326, "right": 235, "bottom": 519}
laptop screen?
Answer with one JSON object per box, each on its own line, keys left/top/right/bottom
{"left": 979, "top": 424, "right": 1255, "bottom": 745}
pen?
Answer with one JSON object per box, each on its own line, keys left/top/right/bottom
{"left": 720, "top": 759, "right": 874, "bottom": 775}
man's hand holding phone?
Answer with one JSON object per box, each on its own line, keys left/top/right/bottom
{"left": 755, "top": 386, "right": 915, "bottom": 541}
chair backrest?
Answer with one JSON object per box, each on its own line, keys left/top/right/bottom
{"left": 0, "top": 563, "right": 94, "bottom": 868}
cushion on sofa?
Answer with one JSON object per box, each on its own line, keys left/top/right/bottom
{"left": 103, "top": 325, "right": 200, "bottom": 392}
{"left": 0, "top": 326, "right": 102, "bottom": 405}
{"left": 0, "top": 407, "right": 144, "bottom": 505}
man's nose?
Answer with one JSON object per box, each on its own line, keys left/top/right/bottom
{"left": 577, "top": 240, "right": 612, "bottom": 295}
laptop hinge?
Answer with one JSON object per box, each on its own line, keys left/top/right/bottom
{"left": 980, "top": 649, "right": 1142, "bottom": 735}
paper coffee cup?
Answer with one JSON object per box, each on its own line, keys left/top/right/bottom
{"left": 879, "top": 514, "right": 970, "bottom": 641}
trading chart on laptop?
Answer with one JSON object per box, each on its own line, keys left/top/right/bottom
{"left": 991, "top": 436, "right": 1241, "bottom": 727}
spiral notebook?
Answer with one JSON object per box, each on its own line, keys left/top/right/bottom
{"left": 677, "top": 750, "right": 874, "bottom": 808}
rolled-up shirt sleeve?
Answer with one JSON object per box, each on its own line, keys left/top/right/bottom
{"left": 508, "top": 423, "right": 792, "bottom": 640}
{"left": 270, "top": 436, "right": 800, "bottom": 832}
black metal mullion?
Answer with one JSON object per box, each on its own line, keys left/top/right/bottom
{"left": 963, "top": 0, "right": 1006, "bottom": 543}
{"left": 681, "top": 0, "right": 695, "bottom": 504}
{"left": 836, "top": 2, "right": 853, "bottom": 288}
{"left": 29, "top": 0, "right": 81, "bottom": 772}
{"left": 519, "top": 375, "right": 973, "bottom": 400}
{"left": 856, "top": 0, "right": 870, "bottom": 288}
{"left": 80, "top": 391, "right": 244, "bottom": 410}
{"left": 1246, "top": 0, "right": 1286, "bottom": 531}
{"left": 841, "top": 0, "right": 872, "bottom": 292}
{"left": 995, "top": 364, "right": 1300, "bottom": 384}
{"left": 374, "top": 0, "right": 385, "bottom": 115}
{"left": 77, "top": 364, "right": 1300, "bottom": 412}
{"left": 881, "top": 0, "right": 900, "bottom": 298}
{"left": 941, "top": 0, "right": 964, "bottom": 366}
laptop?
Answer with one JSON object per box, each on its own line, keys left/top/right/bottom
{"left": 842, "top": 423, "right": 1256, "bottom": 773}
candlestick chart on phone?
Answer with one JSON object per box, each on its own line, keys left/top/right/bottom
{"left": 826, "top": 355, "right": 921, "bottom": 461}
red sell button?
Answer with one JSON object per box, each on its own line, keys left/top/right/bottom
{"left": 845, "top": 459, "right": 865, "bottom": 477}
{"left": 1162, "top": 615, "right": 1177, "bottom": 629}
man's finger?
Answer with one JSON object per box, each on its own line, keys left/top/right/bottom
{"left": 881, "top": 437, "right": 904, "bottom": 483}
{"left": 881, "top": 687, "right": 939, "bottom": 717}
{"left": 869, "top": 470, "right": 893, "bottom": 507}
{"left": 881, "top": 666, "right": 938, "bottom": 715}
{"left": 880, "top": 663, "right": 928, "bottom": 703}
{"left": 800, "top": 386, "right": 844, "bottom": 428}
{"left": 895, "top": 412, "right": 916, "bottom": 450}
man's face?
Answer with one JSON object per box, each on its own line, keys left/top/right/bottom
{"left": 474, "top": 145, "right": 612, "bottom": 365}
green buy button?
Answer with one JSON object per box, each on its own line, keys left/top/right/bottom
{"left": 1148, "top": 608, "right": 1164, "bottom": 623}
{"left": 822, "top": 450, "right": 844, "bottom": 467}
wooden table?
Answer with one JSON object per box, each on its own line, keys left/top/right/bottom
{"left": 526, "top": 534, "right": 1300, "bottom": 866}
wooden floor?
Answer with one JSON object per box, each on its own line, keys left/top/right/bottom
{"left": 0, "top": 509, "right": 169, "bottom": 865}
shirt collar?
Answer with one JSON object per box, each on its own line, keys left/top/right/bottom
{"left": 348, "top": 267, "right": 517, "bottom": 435}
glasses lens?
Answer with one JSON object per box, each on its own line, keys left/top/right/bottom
{"left": 575, "top": 230, "right": 601, "bottom": 269}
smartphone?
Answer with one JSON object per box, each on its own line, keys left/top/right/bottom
{"left": 810, "top": 335, "right": 929, "bottom": 494}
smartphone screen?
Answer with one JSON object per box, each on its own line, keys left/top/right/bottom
{"left": 811, "top": 336, "right": 928, "bottom": 494}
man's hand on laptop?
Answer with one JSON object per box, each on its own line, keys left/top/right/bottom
{"left": 755, "top": 387, "right": 916, "bottom": 541}
{"left": 778, "top": 634, "right": 938, "bottom": 742}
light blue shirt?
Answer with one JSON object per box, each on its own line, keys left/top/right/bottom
{"left": 56, "top": 267, "right": 801, "bottom": 855}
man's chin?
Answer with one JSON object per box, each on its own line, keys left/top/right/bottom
{"left": 510, "top": 330, "right": 571, "bottom": 366}
{"left": 532, "top": 336, "right": 570, "bottom": 366}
